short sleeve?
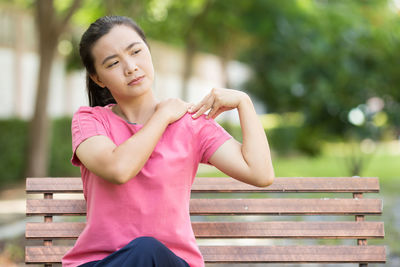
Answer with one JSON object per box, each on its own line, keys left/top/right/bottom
{"left": 191, "top": 115, "right": 233, "bottom": 165}
{"left": 70, "top": 106, "right": 108, "bottom": 166}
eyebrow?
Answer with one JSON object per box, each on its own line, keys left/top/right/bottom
{"left": 101, "top": 42, "right": 142, "bottom": 65}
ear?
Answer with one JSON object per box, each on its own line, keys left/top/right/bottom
{"left": 89, "top": 74, "right": 105, "bottom": 88}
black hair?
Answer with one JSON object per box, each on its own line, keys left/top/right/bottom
{"left": 79, "top": 15, "right": 148, "bottom": 107}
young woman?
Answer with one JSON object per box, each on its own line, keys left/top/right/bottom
{"left": 62, "top": 15, "right": 274, "bottom": 267}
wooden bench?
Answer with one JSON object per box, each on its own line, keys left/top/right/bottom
{"left": 25, "top": 176, "right": 386, "bottom": 266}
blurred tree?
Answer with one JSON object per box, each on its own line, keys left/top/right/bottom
{"left": 241, "top": 0, "right": 400, "bottom": 155}
{"left": 189, "top": 0, "right": 253, "bottom": 88}
{"left": 26, "top": 0, "right": 82, "bottom": 177}
{"left": 66, "top": 0, "right": 235, "bottom": 100}
{"left": 140, "top": 0, "right": 253, "bottom": 99}
{"left": 43, "top": 0, "right": 400, "bottom": 173}
{"left": 137, "top": 0, "right": 212, "bottom": 101}
{"left": 65, "top": 0, "right": 150, "bottom": 73}
{"left": 27, "top": 0, "right": 149, "bottom": 177}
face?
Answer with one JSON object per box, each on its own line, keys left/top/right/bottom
{"left": 90, "top": 25, "right": 154, "bottom": 101}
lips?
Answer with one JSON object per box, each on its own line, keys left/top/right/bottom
{"left": 128, "top": 75, "right": 145, "bottom": 86}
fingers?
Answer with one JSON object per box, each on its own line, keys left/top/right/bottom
{"left": 208, "top": 106, "right": 230, "bottom": 119}
{"left": 189, "top": 94, "right": 215, "bottom": 119}
{"left": 184, "top": 102, "right": 192, "bottom": 110}
{"left": 207, "top": 104, "right": 219, "bottom": 119}
{"left": 188, "top": 96, "right": 208, "bottom": 114}
{"left": 207, "top": 106, "right": 222, "bottom": 119}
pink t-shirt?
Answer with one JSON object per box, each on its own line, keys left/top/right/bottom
{"left": 62, "top": 104, "right": 232, "bottom": 267}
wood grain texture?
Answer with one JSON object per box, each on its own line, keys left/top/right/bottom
{"left": 25, "top": 245, "right": 386, "bottom": 263}
{"left": 199, "top": 245, "right": 386, "bottom": 263}
{"left": 26, "top": 198, "right": 382, "bottom": 216}
{"left": 25, "top": 246, "right": 71, "bottom": 263}
{"left": 26, "top": 221, "right": 384, "bottom": 239}
{"left": 26, "top": 177, "right": 380, "bottom": 193}
{"left": 188, "top": 198, "right": 382, "bottom": 215}
{"left": 25, "top": 176, "right": 385, "bottom": 265}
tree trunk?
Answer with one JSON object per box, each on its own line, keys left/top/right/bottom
{"left": 25, "top": 0, "right": 82, "bottom": 177}
{"left": 220, "top": 56, "right": 231, "bottom": 89}
{"left": 181, "top": 36, "right": 196, "bottom": 101}
{"left": 26, "top": 41, "right": 56, "bottom": 177}
{"left": 180, "top": 0, "right": 213, "bottom": 101}
{"left": 14, "top": 12, "right": 24, "bottom": 118}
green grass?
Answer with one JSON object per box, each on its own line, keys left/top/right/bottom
{"left": 196, "top": 141, "right": 400, "bottom": 259}
{"left": 198, "top": 141, "right": 400, "bottom": 193}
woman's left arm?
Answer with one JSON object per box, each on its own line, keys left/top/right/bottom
{"left": 189, "top": 88, "right": 274, "bottom": 187}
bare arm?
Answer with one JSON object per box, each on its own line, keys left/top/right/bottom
{"left": 190, "top": 89, "right": 274, "bottom": 187}
{"left": 76, "top": 99, "right": 189, "bottom": 184}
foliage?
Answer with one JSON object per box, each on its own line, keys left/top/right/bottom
{"left": 49, "top": 117, "right": 81, "bottom": 177}
{"left": 0, "top": 119, "right": 28, "bottom": 186}
{"left": 240, "top": 0, "right": 400, "bottom": 153}
{"left": 63, "top": 0, "right": 400, "bottom": 154}
{"left": 0, "top": 118, "right": 80, "bottom": 188}
{"left": 9, "top": 0, "right": 400, "bottom": 159}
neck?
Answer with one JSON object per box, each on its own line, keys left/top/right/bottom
{"left": 113, "top": 91, "right": 158, "bottom": 125}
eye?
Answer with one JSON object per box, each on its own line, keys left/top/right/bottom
{"left": 107, "top": 61, "right": 119, "bottom": 68}
{"left": 132, "top": 49, "right": 141, "bottom": 55}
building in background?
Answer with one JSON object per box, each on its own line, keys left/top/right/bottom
{"left": 0, "top": 8, "right": 263, "bottom": 123}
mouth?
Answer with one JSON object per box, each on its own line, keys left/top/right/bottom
{"left": 128, "top": 75, "right": 145, "bottom": 86}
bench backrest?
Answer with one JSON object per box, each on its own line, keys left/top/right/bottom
{"left": 25, "top": 177, "right": 386, "bottom": 266}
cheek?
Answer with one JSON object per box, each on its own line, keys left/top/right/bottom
{"left": 144, "top": 57, "right": 155, "bottom": 78}
{"left": 140, "top": 50, "right": 154, "bottom": 72}
{"left": 99, "top": 70, "right": 121, "bottom": 89}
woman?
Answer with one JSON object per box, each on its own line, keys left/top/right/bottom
{"left": 62, "top": 15, "right": 274, "bottom": 267}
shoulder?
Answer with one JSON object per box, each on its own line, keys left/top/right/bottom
{"left": 71, "top": 106, "right": 113, "bottom": 135}
{"left": 73, "top": 105, "right": 107, "bottom": 117}
{"left": 71, "top": 106, "right": 111, "bottom": 148}
{"left": 170, "top": 112, "right": 218, "bottom": 129}
{"left": 164, "top": 113, "right": 215, "bottom": 137}
{"left": 72, "top": 105, "right": 111, "bottom": 123}
{"left": 189, "top": 113, "right": 225, "bottom": 132}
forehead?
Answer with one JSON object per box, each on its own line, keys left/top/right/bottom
{"left": 91, "top": 25, "right": 143, "bottom": 60}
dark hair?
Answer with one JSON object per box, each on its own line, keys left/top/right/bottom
{"left": 79, "top": 15, "right": 148, "bottom": 107}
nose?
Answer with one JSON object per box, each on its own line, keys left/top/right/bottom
{"left": 124, "top": 60, "right": 138, "bottom": 76}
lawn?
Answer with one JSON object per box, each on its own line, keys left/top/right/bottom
{"left": 197, "top": 141, "right": 400, "bottom": 262}
{"left": 198, "top": 141, "right": 400, "bottom": 193}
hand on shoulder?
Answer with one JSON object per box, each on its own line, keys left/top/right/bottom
{"left": 155, "top": 98, "right": 191, "bottom": 124}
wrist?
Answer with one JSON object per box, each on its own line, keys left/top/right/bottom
{"left": 152, "top": 110, "right": 170, "bottom": 127}
{"left": 238, "top": 92, "right": 252, "bottom": 109}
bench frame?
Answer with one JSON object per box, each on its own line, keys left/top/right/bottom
{"left": 25, "top": 176, "right": 386, "bottom": 266}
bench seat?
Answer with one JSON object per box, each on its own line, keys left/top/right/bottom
{"left": 25, "top": 177, "right": 386, "bottom": 266}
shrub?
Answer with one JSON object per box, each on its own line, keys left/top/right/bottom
{"left": 0, "top": 117, "right": 80, "bottom": 188}
{"left": 49, "top": 117, "right": 80, "bottom": 177}
{"left": 0, "top": 119, "right": 28, "bottom": 186}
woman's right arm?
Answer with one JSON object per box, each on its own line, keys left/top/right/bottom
{"left": 75, "top": 99, "right": 189, "bottom": 184}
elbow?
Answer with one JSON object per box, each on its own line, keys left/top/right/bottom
{"left": 113, "top": 176, "right": 128, "bottom": 185}
{"left": 113, "top": 169, "right": 137, "bottom": 185}
{"left": 107, "top": 163, "right": 137, "bottom": 185}
{"left": 253, "top": 170, "right": 275, "bottom": 188}
{"left": 102, "top": 172, "right": 127, "bottom": 185}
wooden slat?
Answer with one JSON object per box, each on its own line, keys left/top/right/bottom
{"left": 26, "top": 221, "right": 384, "bottom": 239}
{"left": 189, "top": 199, "right": 382, "bottom": 215}
{"left": 26, "top": 177, "right": 83, "bottom": 193}
{"left": 26, "top": 198, "right": 382, "bottom": 216}
{"left": 200, "top": 245, "right": 386, "bottom": 263}
{"left": 26, "top": 222, "right": 85, "bottom": 239}
{"left": 26, "top": 177, "right": 380, "bottom": 194}
{"left": 26, "top": 246, "right": 71, "bottom": 263}
{"left": 25, "top": 245, "right": 386, "bottom": 263}
{"left": 193, "top": 177, "right": 380, "bottom": 193}
{"left": 26, "top": 199, "right": 86, "bottom": 216}
{"left": 192, "top": 221, "right": 384, "bottom": 239}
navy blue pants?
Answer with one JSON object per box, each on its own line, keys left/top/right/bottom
{"left": 78, "top": 236, "right": 190, "bottom": 267}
